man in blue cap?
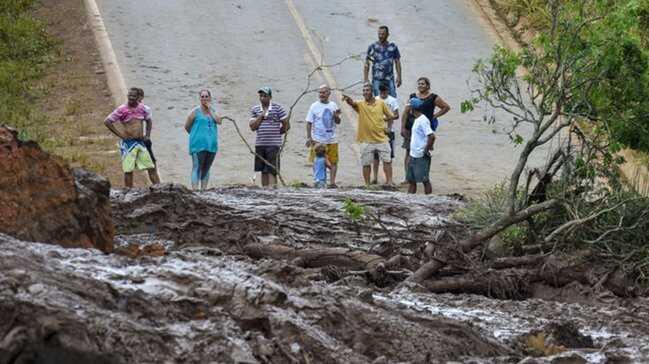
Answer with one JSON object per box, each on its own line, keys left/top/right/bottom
{"left": 406, "top": 97, "right": 435, "bottom": 194}
{"left": 249, "top": 86, "right": 290, "bottom": 187}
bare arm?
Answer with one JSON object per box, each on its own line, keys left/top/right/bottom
{"left": 280, "top": 117, "right": 290, "bottom": 134}
{"left": 388, "top": 109, "right": 399, "bottom": 131}
{"left": 184, "top": 110, "right": 195, "bottom": 133}
{"left": 334, "top": 109, "right": 341, "bottom": 124}
{"left": 206, "top": 107, "right": 222, "bottom": 125}
{"left": 144, "top": 118, "right": 152, "bottom": 139}
{"left": 363, "top": 60, "right": 370, "bottom": 83}
{"left": 104, "top": 119, "right": 124, "bottom": 140}
{"left": 395, "top": 58, "right": 402, "bottom": 87}
{"left": 434, "top": 96, "right": 451, "bottom": 119}
{"left": 382, "top": 103, "right": 394, "bottom": 132}
{"left": 426, "top": 133, "right": 436, "bottom": 151}
{"left": 249, "top": 112, "right": 264, "bottom": 131}
{"left": 341, "top": 95, "right": 358, "bottom": 112}
{"left": 306, "top": 122, "right": 313, "bottom": 146}
{"left": 400, "top": 105, "right": 411, "bottom": 138}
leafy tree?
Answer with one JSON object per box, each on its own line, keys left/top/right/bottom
{"left": 409, "top": 0, "right": 649, "bottom": 283}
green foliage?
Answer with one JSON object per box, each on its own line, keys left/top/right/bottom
{"left": 500, "top": 224, "right": 527, "bottom": 245}
{"left": 489, "top": 0, "right": 649, "bottom": 153}
{"left": 342, "top": 198, "right": 366, "bottom": 221}
{"left": 0, "top": 0, "right": 54, "bottom": 139}
{"left": 542, "top": 187, "right": 649, "bottom": 283}
{"left": 454, "top": 182, "right": 511, "bottom": 229}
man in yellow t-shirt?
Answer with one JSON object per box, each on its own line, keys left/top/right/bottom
{"left": 342, "top": 83, "right": 395, "bottom": 185}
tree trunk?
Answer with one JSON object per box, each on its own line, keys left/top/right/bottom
{"left": 405, "top": 199, "right": 560, "bottom": 284}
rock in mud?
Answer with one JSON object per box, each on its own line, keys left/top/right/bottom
{"left": 0, "top": 126, "right": 113, "bottom": 252}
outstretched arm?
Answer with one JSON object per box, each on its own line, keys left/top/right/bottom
{"left": 341, "top": 95, "right": 358, "bottom": 112}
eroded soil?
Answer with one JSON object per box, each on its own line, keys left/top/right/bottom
{"left": 2, "top": 186, "right": 648, "bottom": 363}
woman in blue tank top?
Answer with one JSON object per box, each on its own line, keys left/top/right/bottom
{"left": 184, "top": 89, "right": 222, "bottom": 190}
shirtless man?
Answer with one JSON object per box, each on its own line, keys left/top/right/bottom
{"left": 104, "top": 88, "right": 158, "bottom": 187}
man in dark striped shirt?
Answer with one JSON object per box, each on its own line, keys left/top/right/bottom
{"left": 249, "top": 86, "right": 290, "bottom": 187}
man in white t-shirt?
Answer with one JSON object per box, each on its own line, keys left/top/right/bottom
{"left": 407, "top": 98, "right": 435, "bottom": 194}
{"left": 305, "top": 85, "right": 342, "bottom": 187}
{"left": 371, "top": 82, "right": 400, "bottom": 184}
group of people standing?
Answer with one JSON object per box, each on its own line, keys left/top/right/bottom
{"left": 103, "top": 25, "right": 450, "bottom": 194}
{"left": 307, "top": 25, "right": 451, "bottom": 193}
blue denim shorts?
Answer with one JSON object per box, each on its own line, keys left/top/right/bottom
{"left": 406, "top": 154, "right": 431, "bottom": 183}
{"left": 372, "top": 79, "right": 396, "bottom": 98}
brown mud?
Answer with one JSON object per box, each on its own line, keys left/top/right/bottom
{"left": 1, "top": 186, "right": 648, "bottom": 363}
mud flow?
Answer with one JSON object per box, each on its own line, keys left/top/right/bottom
{"left": 2, "top": 185, "right": 648, "bottom": 363}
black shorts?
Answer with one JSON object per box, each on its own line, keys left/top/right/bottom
{"left": 254, "top": 145, "right": 280, "bottom": 175}
{"left": 143, "top": 139, "right": 156, "bottom": 164}
{"left": 374, "top": 131, "right": 395, "bottom": 160}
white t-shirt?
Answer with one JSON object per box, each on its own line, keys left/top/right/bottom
{"left": 306, "top": 100, "right": 340, "bottom": 144}
{"left": 376, "top": 95, "right": 399, "bottom": 131}
{"left": 409, "top": 114, "right": 434, "bottom": 158}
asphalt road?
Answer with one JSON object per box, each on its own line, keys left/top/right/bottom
{"left": 95, "top": 0, "right": 548, "bottom": 194}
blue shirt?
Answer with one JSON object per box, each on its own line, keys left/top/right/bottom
{"left": 189, "top": 107, "right": 218, "bottom": 154}
{"left": 366, "top": 41, "right": 401, "bottom": 81}
{"left": 313, "top": 156, "right": 327, "bottom": 183}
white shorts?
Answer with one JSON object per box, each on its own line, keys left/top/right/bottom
{"left": 360, "top": 142, "right": 391, "bottom": 166}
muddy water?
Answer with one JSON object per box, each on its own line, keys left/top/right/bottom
{"left": 95, "top": 0, "right": 549, "bottom": 195}
{"left": 2, "top": 187, "right": 649, "bottom": 362}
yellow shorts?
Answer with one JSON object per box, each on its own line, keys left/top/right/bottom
{"left": 308, "top": 143, "right": 339, "bottom": 165}
{"left": 122, "top": 145, "right": 155, "bottom": 173}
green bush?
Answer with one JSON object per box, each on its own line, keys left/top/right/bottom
{"left": 454, "top": 181, "right": 510, "bottom": 230}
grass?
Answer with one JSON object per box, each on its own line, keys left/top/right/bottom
{"left": 0, "top": 0, "right": 54, "bottom": 138}
{"left": 1, "top": 0, "right": 117, "bottom": 178}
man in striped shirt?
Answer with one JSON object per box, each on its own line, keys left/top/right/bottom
{"left": 249, "top": 86, "right": 290, "bottom": 187}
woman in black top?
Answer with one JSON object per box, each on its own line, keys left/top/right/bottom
{"left": 400, "top": 77, "right": 451, "bottom": 180}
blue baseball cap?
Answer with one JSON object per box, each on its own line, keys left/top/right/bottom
{"left": 409, "top": 97, "right": 424, "bottom": 111}
{"left": 257, "top": 86, "right": 272, "bottom": 97}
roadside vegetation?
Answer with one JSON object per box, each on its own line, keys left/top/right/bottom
{"left": 0, "top": 0, "right": 54, "bottom": 141}
{"left": 434, "top": 0, "right": 649, "bottom": 291}
{"left": 1, "top": 0, "right": 120, "bottom": 179}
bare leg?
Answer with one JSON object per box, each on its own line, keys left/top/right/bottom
{"left": 404, "top": 154, "right": 410, "bottom": 180}
{"left": 269, "top": 174, "right": 278, "bottom": 187}
{"left": 148, "top": 168, "right": 160, "bottom": 185}
{"left": 423, "top": 181, "right": 432, "bottom": 195}
{"left": 382, "top": 161, "right": 393, "bottom": 185}
{"left": 330, "top": 164, "right": 338, "bottom": 186}
{"left": 261, "top": 173, "right": 270, "bottom": 187}
{"left": 408, "top": 182, "right": 416, "bottom": 194}
{"left": 362, "top": 166, "right": 371, "bottom": 185}
{"left": 124, "top": 172, "right": 134, "bottom": 188}
{"left": 372, "top": 157, "right": 379, "bottom": 183}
